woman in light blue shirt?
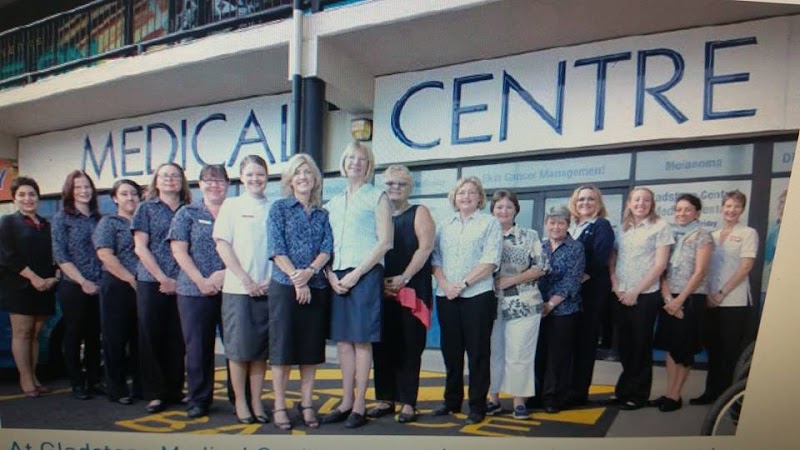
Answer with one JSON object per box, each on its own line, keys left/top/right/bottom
{"left": 430, "top": 176, "right": 503, "bottom": 425}
{"left": 322, "top": 141, "right": 393, "bottom": 429}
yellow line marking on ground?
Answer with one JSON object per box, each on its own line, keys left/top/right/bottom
{"left": 0, "top": 388, "right": 71, "bottom": 401}
{"left": 531, "top": 407, "right": 606, "bottom": 425}
{"left": 588, "top": 385, "right": 615, "bottom": 395}
{"left": 317, "top": 397, "right": 340, "bottom": 414}
{"left": 406, "top": 422, "right": 461, "bottom": 428}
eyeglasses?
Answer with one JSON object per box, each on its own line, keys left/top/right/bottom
{"left": 201, "top": 178, "right": 228, "bottom": 185}
{"left": 159, "top": 173, "right": 182, "bottom": 180}
{"left": 385, "top": 181, "right": 409, "bottom": 188}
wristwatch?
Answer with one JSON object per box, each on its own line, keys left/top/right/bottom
{"left": 401, "top": 276, "right": 410, "bottom": 285}
{"left": 308, "top": 265, "right": 320, "bottom": 275}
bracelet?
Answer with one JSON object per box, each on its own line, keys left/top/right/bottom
{"left": 463, "top": 279, "right": 470, "bottom": 287}
{"left": 307, "top": 265, "right": 320, "bottom": 275}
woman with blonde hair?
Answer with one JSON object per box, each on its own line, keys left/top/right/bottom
{"left": 267, "top": 154, "right": 333, "bottom": 430}
{"left": 322, "top": 141, "right": 393, "bottom": 429}
{"left": 370, "top": 164, "right": 435, "bottom": 424}
{"left": 214, "top": 155, "right": 272, "bottom": 424}
{"left": 431, "top": 176, "right": 503, "bottom": 425}
{"left": 608, "top": 187, "right": 673, "bottom": 410}
{"left": 565, "top": 185, "right": 615, "bottom": 406}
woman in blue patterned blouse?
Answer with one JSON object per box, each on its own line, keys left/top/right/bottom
{"left": 52, "top": 170, "right": 103, "bottom": 400}
{"left": 267, "top": 154, "right": 333, "bottom": 430}
{"left": 132, "top": 163, "right": 192, "bottom": 414}
{"left": 536, "top": 205, "right": 586, "bottom": 414}
{"left": 93, "top": 179, "right": 143, "bottom": 405}
{"left": 168, "top": 164, "right": 229, "bottom": 419}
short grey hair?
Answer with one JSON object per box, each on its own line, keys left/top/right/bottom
{"left": 544, "top": 205, "right": 571, "bottom": 224}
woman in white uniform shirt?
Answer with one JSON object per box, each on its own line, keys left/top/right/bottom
{"left": 691, "top": 190, "right": 757, "bottom": 406}
{"left": 213, "top": 155, "right": 272, "bottom": 424}
{"left": 608, "top": 187, "right": 674, "bottom": 410}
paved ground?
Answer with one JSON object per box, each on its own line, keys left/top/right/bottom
{"left": 0, "top": 345, "right": 712, "bottom": 437}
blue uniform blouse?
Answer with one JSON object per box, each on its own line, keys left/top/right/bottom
{"left": 51, "top": 210, "right": 102, "bottom": 284}
{"left": 539, "top": 235, "right": 585, "bottom": 316}
{"left": 166, "top": 201, "right": 225, "bottom": 297}
{"left": 131, "top": 198, "right": 182, "bottom": 282}
{"left": 92, "top": 215, "right": 139, "bottom": 275}
{"left": 267, "top": 197, "right": 333, "bottom": 289}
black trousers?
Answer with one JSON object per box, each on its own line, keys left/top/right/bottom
{"left": 613, "top": 291, "right": 661, "bottom": 404}
{"left": 137, "top": 281, "right": 185, "bottom": 402}
{"left": 703, "top": 305, "right": 753, "bottom": 399}
{"left": 59, "top": 280, "right": 101, "bottom": 389}
{"left": 99, "top": 273, "right": 139, "bottom": 399}
{"left": 437, "top": 290, "right": 496, "bottom": 415}
{"left": 569, "top": 276, "right": 611, "bottom": 401}
{"left": 536, "top": 313, "right": 579, "bottom": 408}
{"left": 178, "top": 294, "right": 222, "bottom": 408}
{"left": 372, "top": 295, "right": 428, "bottom": 408}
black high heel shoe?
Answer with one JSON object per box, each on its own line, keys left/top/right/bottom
{"left": 272, "top": 408, "right": 291, "bottom": 430}
{"left": 297, "top": 403, "right": 320, "bottom": 428}
{"left": 236, "top": 414, "right": 255, "bottom": 424}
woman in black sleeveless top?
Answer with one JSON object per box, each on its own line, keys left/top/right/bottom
{"left": 369, "top": 165, "right": 435, "bottom": 424}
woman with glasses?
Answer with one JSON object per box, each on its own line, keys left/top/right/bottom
{"left": 431, "top": 176, "right": 503, "bottom": 425}
{"left": 168, "top": 164, "right": 229, "bottom": 418}
{"left": 0, "top": 177, "right": 58, "bottom": 398}
{"left": 132, "top": 163, "right": 191, "bottom": 413}
{"left": 322, "top": 142, "right": 393, "bottom": 429}
{"left": 267, "top": 154, "right": 332, "bottom": 430}
{"left": 52, "top": 170, "right": 103, "bottom": 400}
{"left": 369, "top": 164, "right": 435, "bottom": 424}
{"left": 93, "top": 179, "right": 143, "bottom": 404}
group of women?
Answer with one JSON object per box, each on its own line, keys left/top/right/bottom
{"left": 0, "top": 141, "right": 758, "bottom": 429}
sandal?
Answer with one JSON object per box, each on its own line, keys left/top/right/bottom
{"left": 272, "top": 408, "right": 292, "bottom": 430}
{"left": 297, "top": 403, "right": 320, "bottom": 428}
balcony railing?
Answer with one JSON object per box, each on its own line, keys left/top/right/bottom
{"left": 0, "top": 0, "right": 345, "bottom": 90}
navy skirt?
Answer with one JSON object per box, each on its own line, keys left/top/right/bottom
{"left": 222, "top": 292, "right": 270, "bottom": 362}
{"left": 330, "top": 265, "right": 383, "bottom": 343}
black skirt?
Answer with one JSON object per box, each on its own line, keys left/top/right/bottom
{"left": 654, "top": 293, "right": 705, "bottom": 366}
{"left": 0, "top": 288, "right": 55, "bottom": 316}
{"left": 268, "top": 280, "right": 330, "bottom": 365}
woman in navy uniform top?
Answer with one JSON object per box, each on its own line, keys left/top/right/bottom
{"left": 0, "top": 177, "right": 58, "bottom": 397}
{"left": 168, "top": 164, "right": 228, "bottom": 419}
{"left": 267, "top": 154, "right": 333, "bottom": 430}
{"left": 52, "top": 170, "right": 103, "bottom": 400}
{"left": 93, "top": 179, "right": 143, "bottom": 404}
{"left": 565, "top": 185, "right": 615, "bottom": 406}
{"left": 132, "top": 162, "right": 191, "bottom": 413}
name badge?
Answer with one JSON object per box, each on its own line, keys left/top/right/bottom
{"left": 241, "top": 214, "right": 254, "bottom": 218}
{"left": 198, "top": 219, "right": 212, "bottom": 225}
{"left": 729, "top": 235, "right": 742, "bottom": 243}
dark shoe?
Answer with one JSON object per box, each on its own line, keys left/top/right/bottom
{"left": 87, "top": 385, "right": 106, "bottom": 396}
{"left": 321, "top": 408, "right": 352, "bottom": 424}
{"left": 659, "top": 398, "right": 683, "bottom": 412}
{"left": 544, "top": 405, "right": 560, "bottom": 414}
{"left": 366, "top": 402, "right": 395, "bottom": 418}
{"left": 648, "top": 396, "right": 667, "bottom": 407}
{"left": 297, "top": 404, "right": 319, "bottom": 428}
{"left": 465, "top": 412, "right": 485, "bottom": 424}
{"left": 237, "top": 415, "right": 255, "bottom": 424}
{"left": 344, "top": 411, "right": 367, "bottom": 429}
{"left": 690, "top": 393, "right": 715, "bottom": 405}
{"left": 71, "top": 386, "right": 91, "bottom": 400}
{"left": 431, "top": 404, "right": 459, "bottom": 416}
{"left": 35, "top": 385, "right": 51, "bottom": 394}
{"left": 187, "top": 405, "right": 209, "bottom": 418}
{"left": 271, "top": 409, "right": 290, "bottom": 430}
{"left": 22, "top": 389, "right": 40, "bottom": 398}
{"left": 485, "top": 401, "right": 502, "bottom": 416}
{"left": 146, "top": 400, "right": 166, "bottom": 413}
{"left": 113, "top": 396, "right": 134, "bottom": 405}
{"left": 513, "top": 405, "right": 530, "bottom": 420}
{"left": 619, "top": 400, "right": 644, "bottom": 411}
{"left": 598, "top": 396, "right": 620, "bottom": 406}
{"left": 396, "top": 410, "right": 418, "bottom": 424}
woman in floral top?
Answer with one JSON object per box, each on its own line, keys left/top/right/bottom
{"left": 652, "top": 194, "right": 712, "bottom": 412}
{"left": 486, "top": 190, "right": 547, "bottom": 420}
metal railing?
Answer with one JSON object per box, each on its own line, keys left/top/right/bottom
{"left": 0, "top": 0, "right": 346, "bottom": 90}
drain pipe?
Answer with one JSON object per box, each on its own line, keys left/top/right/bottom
{"left": 290, "top": 0, "right": 304, "bottom": 156}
